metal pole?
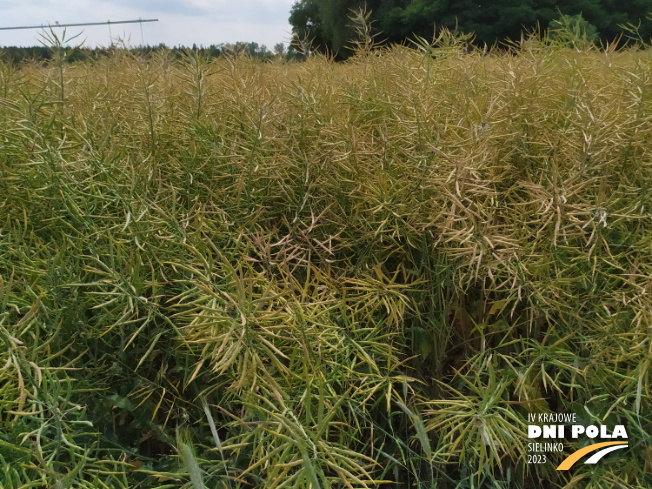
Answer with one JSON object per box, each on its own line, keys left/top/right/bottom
{"left": 0, "top": 19, "right": 158, "bottom": 31}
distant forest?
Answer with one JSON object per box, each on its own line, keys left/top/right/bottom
{"left": 0, "top": 42, "right": 283, "bottom": 64}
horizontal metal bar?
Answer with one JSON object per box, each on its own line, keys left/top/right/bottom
{"left": 0, "top": 19, "right": 158, "bottom": 31}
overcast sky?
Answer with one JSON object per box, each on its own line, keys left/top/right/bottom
{"left": 0, "top": 0, "right": 297, "bottom": 49}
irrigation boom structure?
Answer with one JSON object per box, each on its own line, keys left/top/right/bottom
{"left": 0, "top": 19, "right": 158, "bottom": 46}
{"left": 0, "top": 19, "right": 158, "bottom": 31}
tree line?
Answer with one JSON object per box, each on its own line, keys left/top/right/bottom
{"left": 0, "top": 42, "right": 285, "bottom": 64}
{"left": 289, "top": 0, "right": 652, "bottom": 57}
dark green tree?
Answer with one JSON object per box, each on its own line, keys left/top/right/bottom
{"left": 548, "top": 12, "right": 600, "bottom": 47}
{"left": 290, "top": 0, "right": 385, "bottom": 56}
{"left": 288, "top": 0, "right": 652, "bottom": 55}
{"left": 289, "top": 0, "right": 327, "bottom": 51}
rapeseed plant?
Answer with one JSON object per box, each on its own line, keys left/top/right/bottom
{"left": 0, "top": 26, "right": 650, "bottom": 488}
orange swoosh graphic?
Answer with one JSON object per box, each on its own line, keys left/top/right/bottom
{"left": 557, "top": 441, "right": 628, "bottom": 470}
